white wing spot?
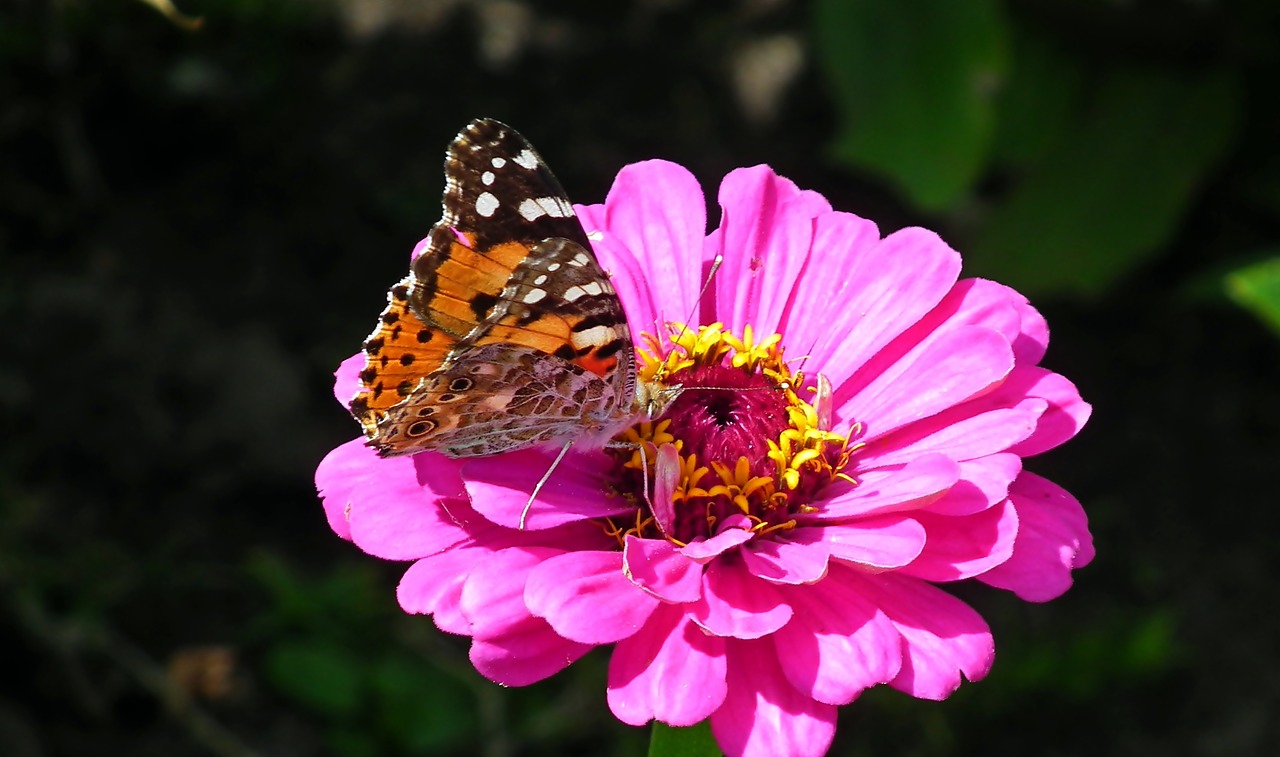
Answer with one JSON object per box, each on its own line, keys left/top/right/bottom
{"left": 571, "top": 325, "right": 614, "bottom": 349}
{"left": 514, "top": 148, "right": 539, "bottom": 170}
{"left": 563, "top": 282, "right": 604, "bottom": 302}
{"left": 522, "top": 288, "right": 548, "bottom": 304}
{"left": 569, "top": 252, "right": 591, "bottom": 267}
{"left": 491, "top": 157, "right": 507, "bottom": 168}
{"left": 533, "top": 274, "right": 548, "bottom": 286}
{"left": 475, "top": 192, "right": 500, "bottom": 217}
{"left": 482, "top": 171, "right": 495, "bottom": 186}
{"left": 517, "top": 198, "right": 546, "bottom": 221}
{"left": 534, "top": 196, "right": 573, "bottom": 218}
{"left": 546, "top": 262, "right": 561, "bottom": 272}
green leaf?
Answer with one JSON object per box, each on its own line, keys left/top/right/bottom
{"left": 813, "top": 0, "right": 1010, "bottom": 210}
{"left": 265, "top": 640, "right": 365, "bottom": 717}
{"left": 649, "top": 720, "right": 721, "bottom": 757}
{"left": 968, "top": 67, "right": 1242, "bottom": 297}
{"left": 988, "top": 27, "right": 1084, "bottom": 168}
{"left": 1226, "top": 255, "right": 1280, "bottom": 337}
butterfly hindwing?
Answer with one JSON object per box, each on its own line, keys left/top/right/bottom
{"left": 369, "top": 238, "right": 638, "bottom": 457}
{"left": 348, "top": 279, "right": 459, "bottom": 437}
{"left": 372, "top": 343, "right": 616, "bottom": 457}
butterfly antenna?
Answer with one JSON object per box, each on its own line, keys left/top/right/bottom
{"left": 661, "top": 254, "right": 724, "bottom": 376}
{"left": 520, "top": 440, "right": 574, "bottom": 530}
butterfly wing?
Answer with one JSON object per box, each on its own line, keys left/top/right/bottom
{"left": 370, "top": 237, "right": 639, "bottom": 457}
{"left": 349, "top": 119, "right": 637, "bottom": 457}
{"left": 407, "top": 118, "right": 593, "bottom": 337}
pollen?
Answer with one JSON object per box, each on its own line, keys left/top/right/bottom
{"left": 605, "top": 323, "right": 859, "bottom": 545}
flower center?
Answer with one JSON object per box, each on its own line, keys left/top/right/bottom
{"left": 605, "top": 324, "right": 858, "bottom": 545}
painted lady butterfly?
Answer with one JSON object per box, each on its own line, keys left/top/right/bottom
{"left": 349, "top": 118, "right": 683, "bottom": 459}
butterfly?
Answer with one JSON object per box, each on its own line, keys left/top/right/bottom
{"left": 348, "top": 118, "right": 683, "bottom": 460}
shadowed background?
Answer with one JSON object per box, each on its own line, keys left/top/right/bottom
{"left": 3, "top": 1, "right": 1280, "bottom": 755}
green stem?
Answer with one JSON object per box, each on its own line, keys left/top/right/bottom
{"left": 649, "top": 720, "right": 722, "bottom": 757}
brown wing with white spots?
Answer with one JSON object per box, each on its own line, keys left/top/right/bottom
{"left": 407, "top": 118, "right": 592, "bottom": 337}
{"left": 348, "top": 119, "right": 640, "bottom": 458}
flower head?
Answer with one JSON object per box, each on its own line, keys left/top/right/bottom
{"left": 317, "top": 161, "right": 1093, "bottom": 757}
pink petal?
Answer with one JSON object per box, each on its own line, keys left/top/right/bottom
{"left": 926, "top": 453, "right": 1023, "bottom": 516}
{"left": 775, "top": 211, "right": 882, "bottom": 359}
{"left": 877, "top": 365, "right": 1087, "bottom": 462}
{"left": 821, "top": 278, "right": 1046, "bottom": 434}
{"left": 926, "top": 279, "right": 1023, "bottom": 348}
{"left": 607, "top": 604, "right": 728, "bottom": 726}
{"left": 572, "top": 200, "right": 607, "bottom": 234}
{"left": 460, "top": 546, "right": 594, "bottom": 686}
{"left": 397, "top": 547, "right": 491, "bottom": 635}
{"left": 814, "top": 453, "right": 959, "bottom": 520}
{"left": 459, "top": 546, "right": 556, "bottom": 638}
{"left": 742, "top": 535, "right": 830, "bottom": 585}
{"left": 690, "top": 559, "right": 793, "bottom": 639}
{"left": 772, "top": 565, "right": 903, "bottom": 704}
{"left": 463, "top": 449, "right": 631, "bottom": 529}
{"left": 602, "top": 160, "right": 708, "bottom": 328}
{"left": 469, "top": 627, "right": 593, "bottom": 688}
{"left": 713, "top": 166, "right": 830, "bottom": 337}
{"left": 333, "top": 353, "right": 364, "bottom": 405}
{"left": 898, "top": 499, "right": 1019, "bottom": 582}
{"left": 1006, "top": 285, "right": 1049, "bottom": 365}
{"left": 412, "top": 452, "right": 470, "bottom": 500}
{"left": 584, "top": 228, "right": 665, "bottom": 339}
{"left": 711, "top": 639, "right": 837, "bottom": 757}
{"left": 624, "top": 535, "right": 704, "bottom": 603}
{"left": 408, "top": 234, "right": 432, "bottom": 263}
{"left": 314, "top": 437, "right": 381, "bottom": 540}
{"left": 681, "top": 526, "right": 755, "bottom": 562}
{"left": 859, "top": 400, "right": 1044, "bottom": 469}
{"left": 812, "top": 515, "right": 927, "bottom": 571}
{"left": 808, "top": 227, "right": 962, "bottom": 392}
{"left": 526, "top": 551, "right": 659, "bottom": 644}
{"left": 348, "top": 454, "right": 471, "bottom": 560}
{"left": 857, "top": 573, "right": 994, "bottom": 700}
{"left": 836, "top": 280, "right": 1021, "bottom": 406}
{"left": 980, "top": 472, "right": 1094, "bottom": 601}
{"left": 841, "top": 326, "right": 1015, "bottom": 442}
{"left": 1004, "top": 369, "right": 1092, "bottom": 457}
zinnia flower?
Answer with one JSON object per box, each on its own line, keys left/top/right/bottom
{"left": 316, "top": 161, "right": 1093, "bottom": 757}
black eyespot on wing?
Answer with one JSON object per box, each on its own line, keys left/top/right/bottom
{"left": 470, "top": 292, "right": 499, "bottom": 321}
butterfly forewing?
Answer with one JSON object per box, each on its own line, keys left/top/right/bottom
{"left": 409, "top": 119, "right": 592, "bottom": 330}
{"left": 349, "top": 118, "right": 655, "bottom": 458}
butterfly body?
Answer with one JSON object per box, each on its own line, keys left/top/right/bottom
{"left": 348, "top": 119, "right": 681, "bottom": 458}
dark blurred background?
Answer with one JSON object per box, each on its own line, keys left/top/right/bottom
{"left": 3, "top": 1, "right": 1280, "bottom": 755}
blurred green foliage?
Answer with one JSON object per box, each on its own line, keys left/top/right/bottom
{"left": 1226, "top": 255, "right": 1280, "bottom": 336}
{"left": 249, "top": 554, "right": 478, "bottom": 756}
{"left": 814, "top": 0, "right": 1276, "bottom": 315}
{"left": 814, "top": 0, "right": 1009, "bottom": 212}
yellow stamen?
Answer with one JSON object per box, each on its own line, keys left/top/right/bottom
{"left": 610, "top": 323, "right": 856, "bottom": 545}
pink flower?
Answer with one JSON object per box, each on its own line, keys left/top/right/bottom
{"left": 316, "top": 161, "right": 1093, "bottom": 757}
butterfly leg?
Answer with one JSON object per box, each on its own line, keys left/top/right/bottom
{"left": 519, "top": 440, "right": 575, "bottom": 530}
